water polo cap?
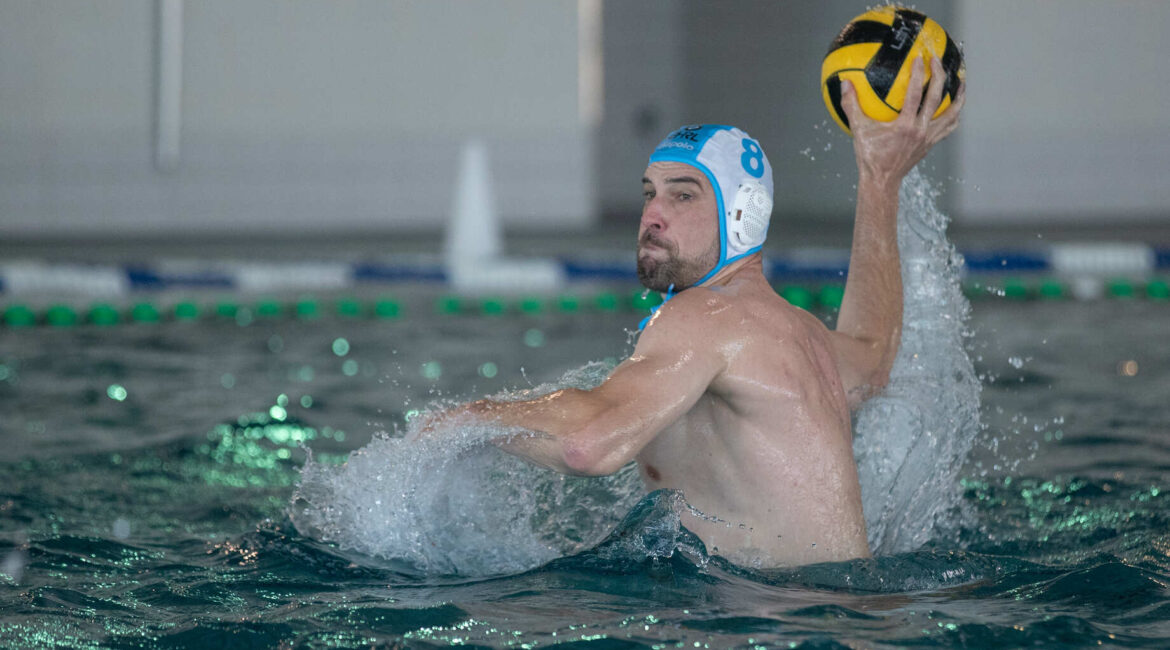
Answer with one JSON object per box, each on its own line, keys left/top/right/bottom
{"left": 648, "top": 124, "right": 774, "bottom": 286}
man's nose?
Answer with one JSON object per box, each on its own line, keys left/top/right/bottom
{"left": 641, "top": 196, "right": 666, "bottom": 231}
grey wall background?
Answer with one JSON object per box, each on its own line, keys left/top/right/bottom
{"left": 0, "top": 0, "right": 591, "bottom": 238}
{"left": 2, "top": 1, "right": 1168, "bottom": 241}
{"left": 954, "top": 0, "right": 1170, "bottom": 223}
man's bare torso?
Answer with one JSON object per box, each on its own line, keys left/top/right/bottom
{"left": 634, "top": 276, "right": 870, "bottom": 568}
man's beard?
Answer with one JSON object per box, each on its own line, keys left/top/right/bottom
{"left": 636, "top": 231, "right": 720, "bottom": 292}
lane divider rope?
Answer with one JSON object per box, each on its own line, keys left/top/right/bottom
{"left": 1, "top": 244, "right": 1166, "bottom": 297}
{"left": 3, "top": 276, "right": 1168, "bottom": 329}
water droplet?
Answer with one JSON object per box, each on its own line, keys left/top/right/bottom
{"left": 107, "top": 384, "right": 128, "bottom": 401}
{"left": 523, "top": 329, "right": 545, "bottom": 348}
{"left": 296, "top": 365, "right": 315, "bottom": 382}
{"left": 421, "top": 361, "right": 442, "bottom": 380}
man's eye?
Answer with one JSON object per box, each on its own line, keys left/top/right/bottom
{"left": 677, "top": 193, "right": 692, "bottom": 201}
{"left": 642, "top": 191, "right": 654, "bottom": 201}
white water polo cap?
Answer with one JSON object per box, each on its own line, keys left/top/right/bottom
{"left": 648, "top": 124, "right": 774, "bottom": 286}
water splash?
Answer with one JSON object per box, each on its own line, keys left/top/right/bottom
{"left": 570, "top": 490, "right": 710, "bottom": 573}
{"left": 1, "top": 548, "right": 26, "bottom": 585}
{"left": 292, "top": 170, "right": 981, "bottom": 571}
{"left": 289, "top": 361, "right": 645, "bottom": 577}
{"left": 853, "top": 167, "right": 983, "bottom": 555}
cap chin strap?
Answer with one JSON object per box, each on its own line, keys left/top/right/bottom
{"left": 693, "top": 258, "right": 724, "bottom": 289}
{"left": 637, "top": 284, "right": 676, "bottom": 331}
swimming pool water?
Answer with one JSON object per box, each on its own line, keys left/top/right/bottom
{"left": 1, "top": 293, "right": 1168, "bottom": 648}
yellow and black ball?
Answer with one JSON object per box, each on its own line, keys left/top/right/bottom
{"left": 821, "top": 6, "right": 964, "bottom": 135}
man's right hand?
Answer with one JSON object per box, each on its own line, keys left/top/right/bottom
{"left": 841, "top": 55, "right": 965, "bottom": 193}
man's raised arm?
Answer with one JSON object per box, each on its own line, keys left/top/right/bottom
{"left": 830, "top": 56, "right": 964, "bottom": 407}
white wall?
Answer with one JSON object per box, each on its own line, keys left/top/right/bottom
{"left": 955, "top": 0, "right": 1170, "bottom": 222}
{"left": 4, "top": 0, "right": 1168, "bottom": 239}
{"left": 0, "top": 1, "right": 593, "bottom": 238}
{"left": 595, "top": 0, "right": 685, "bottom": 217}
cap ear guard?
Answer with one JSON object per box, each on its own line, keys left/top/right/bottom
{"left": 727, "top": 180, "right": 772, "bottom": 250}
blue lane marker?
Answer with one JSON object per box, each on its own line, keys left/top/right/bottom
{"left": 769, "top": 259, "right": 849, "bottom": 281}
{"left": 1155, "top": 248, "right": 1170, "bottom": 270}
{"left": 562, "top": 259, "right": 637, "bottom": 281}
{"left": 126, "top": 267, "right": 235, "bottom": 290}
{"left": 962, "top": 250, "right": 1050, "bottom": 273}
{"left": 351, "top": 262, "right": 446, "bottom": 283}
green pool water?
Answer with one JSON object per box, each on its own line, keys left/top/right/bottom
{"left": 1, "top": 297, "right": 1168, "bottom": 648}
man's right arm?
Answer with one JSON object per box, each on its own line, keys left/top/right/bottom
{"left": 830, "top": 56, "right": 964, "bottom": 407}
{"left": 416, "top": 291, "right": 727, "bottom": 476}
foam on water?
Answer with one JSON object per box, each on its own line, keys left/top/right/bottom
{"left": 853, "top": 168, "right": 983, "bottom": 554}
{"left": 290, "top": 361, "right": 645, "bottom": 577}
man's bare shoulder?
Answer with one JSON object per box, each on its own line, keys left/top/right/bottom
{"left": 639, "top": 283, "right": 818, "bottom": 348}
{"left": 639, "top": 287, "right": 741, "bottom": 336}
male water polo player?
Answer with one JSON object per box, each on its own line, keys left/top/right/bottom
{"left": 425, "top": 57, "right": 964, "bottom": 567}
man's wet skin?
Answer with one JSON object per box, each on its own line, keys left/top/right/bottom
{"left": 425, "top": 56, "right": 965, "bottom": 568}
{"left": 622, "top": 163, "right": 869, "bottom": 565}
{"left": 636, "top": 167, "right": 720, "bottom": 293}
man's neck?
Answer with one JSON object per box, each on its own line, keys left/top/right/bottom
{"left": 696, "top": 253, "right": 766, "bottom": 289}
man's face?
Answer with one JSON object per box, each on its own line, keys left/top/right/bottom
{"left": 637, "top": 161, "right": 720, "bottom": 292}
